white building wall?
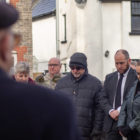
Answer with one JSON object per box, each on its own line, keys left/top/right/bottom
{"left": 122, "top": 1, "right": 140, "bottom": 59}
{"left": 102, "top": 3, "right": 122, "bottom": 78}
{"left": 32, "top": 16, "right": 56, "bottom": 61}
{"left": 32, "top": 16, "right": 56, "bottom": 72}
{"left": 58, "top": 1, "right": 140, "bottom": 80}
{"left": 102, "top": 1, "right": 140, "bottom": 79}
{"left": 58, "top": 0, "right": 103, "bottom": 80}
{"left": 58, "top": 0, "right": 77, "bottom": 59}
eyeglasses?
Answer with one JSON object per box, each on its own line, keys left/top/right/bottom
{"left": 70, "top": 66, "right": 83, "bottom": 70}
{"left": 48, "top": 64, "right": 59, "bottom": 67}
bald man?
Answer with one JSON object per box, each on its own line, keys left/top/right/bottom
{"left": 101, "top": 49, "right": 137, "bottom": 140}
{"left": 36, "top": 57, "right": 63, "bottom": 89}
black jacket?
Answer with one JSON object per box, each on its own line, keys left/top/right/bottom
{"left": 118, "top": 80, "right": 140, "bottom": 136}
{"left": 55, "top": 71, "right": 103, "bottom": 140}
{"left": 101, "top": 68, "right": 137, "bottom": 132}
{"left": 0, "top": 69, "right": 80, "bottom": 140}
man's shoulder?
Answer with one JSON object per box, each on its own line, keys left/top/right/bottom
{"left": 128, "top": 67, "right": 137, "bottom": 76}
{"left": 87, "top": 74, "right": 101, "bottom": 83}
{"left": 105, "top": 71, "right": 117, "bottom": 79}
{"left": 57, "top": 73, "right": 71, "bottom": 82}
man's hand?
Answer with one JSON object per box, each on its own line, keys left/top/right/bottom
{"left": 119, "top": 130, "right": 124, "bottom": 137}
{"left": 110, "top": 110, "right": 119, "bottom": 120}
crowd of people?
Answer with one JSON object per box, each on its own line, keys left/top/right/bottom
{"left": 1, "top": 1, "right": 140, "bottom": 140}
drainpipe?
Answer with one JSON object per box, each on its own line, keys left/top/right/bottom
{"left": 56, "top": 0, "right": 60, "bottom": 58}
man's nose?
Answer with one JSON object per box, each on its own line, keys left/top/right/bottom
{"left": 22, "top": 77, "right": 27, "bottom": 80}
{"left": 117, "top": 64, "right": 122, "bottom": 69}
{"left": 73, "top": 69, "right": 78, "bottom": 72}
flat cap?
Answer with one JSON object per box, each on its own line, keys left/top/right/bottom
{"left": 0, "top": 2, "right": 19, "bottom": 29}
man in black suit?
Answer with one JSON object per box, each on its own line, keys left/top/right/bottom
{"left": 0, "top": 2, "right": 79, "bottom": 140}
{"left": 101, "top": 49, "right": 137, "bottom": 140}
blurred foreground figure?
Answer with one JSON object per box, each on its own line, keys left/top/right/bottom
{"left": 118, "top": 61, "right": 140, "bottom": 140}
{"left": 36, "top": 57, "right": 63, "bottom": 89}
{"left": 14, "top": 61, "right": 35, "bottom": 84}
{"left": 0, "top": 2, "right": 80, "bottom": 140}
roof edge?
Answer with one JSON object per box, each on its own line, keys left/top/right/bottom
{"left": 32, "top": 10, "right": 56, "bottom": 20}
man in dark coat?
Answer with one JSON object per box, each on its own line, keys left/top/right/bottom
{"left": 0, "top": 2, "right": 79, "bottom": 140}
{"left": 101, "top": 49, "right": 137, "bottom": 140}
{"left": 55, "top": 52, "right": 103, "bottom": 140}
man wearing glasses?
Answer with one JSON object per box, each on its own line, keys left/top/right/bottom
{"left": 36, "top": 57, "right": 63, "bottom": 89}
{"left": 56, "top": 52, "right": 103, "bottom": 140}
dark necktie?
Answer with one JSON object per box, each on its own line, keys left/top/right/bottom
{"left": 115, "top": 74, "right": 123, "bottom": 109}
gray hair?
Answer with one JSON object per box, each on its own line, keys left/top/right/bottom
{"left": 15, "top": 61, "right": 30, "bottom": 74}
{"left": 115, "top": 49, "right": 130, "bottom": 60}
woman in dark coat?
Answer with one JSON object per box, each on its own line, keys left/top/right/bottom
{"left": 118, "top": 61, "right": 140, "bottom": 140}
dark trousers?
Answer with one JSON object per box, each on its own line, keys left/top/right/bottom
{"left": 105, "top": 121, "right": 122, "bottom": 140}
{"left": 127, "top": 131, "right": 140, "bottom": 140}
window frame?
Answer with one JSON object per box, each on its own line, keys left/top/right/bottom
{"left": 130, "top": 0, "right": 140, "bottom": 35}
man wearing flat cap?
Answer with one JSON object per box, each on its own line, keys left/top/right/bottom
{"left": 0, "top": 2, "right": 80, "bottom": 140}
{"left": 56, "top": 52, "right": 103, "bottom": 140}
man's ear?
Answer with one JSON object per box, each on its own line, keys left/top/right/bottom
{"left": 128, "top": 59, "right": 131, "bottom": 65}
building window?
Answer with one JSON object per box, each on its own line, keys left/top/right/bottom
{"left": 131, "top": 1, "right": 140, "bottom": 34}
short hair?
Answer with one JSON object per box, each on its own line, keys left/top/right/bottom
{"left": 115, "top": 49, "right": 129, "bottom": 60}
{"left": 15, "top": 61, "right": 30, "bottom": 74}
{"left": 136, "top": 61, "right": 140, "bottom": 67}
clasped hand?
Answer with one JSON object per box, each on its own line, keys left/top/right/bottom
{"left": 110, "top": 110, "right": 119, "bottom": 120}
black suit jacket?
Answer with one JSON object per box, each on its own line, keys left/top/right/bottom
{"left": 0, "top": 69, "right": 80, "bottom": 140}
{"left": 101, "top": 68, "right": 137, "bottom": 132}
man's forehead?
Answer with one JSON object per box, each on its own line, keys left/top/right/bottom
{"left": 49, "top": 58, "right": 60, "bottom": 64}
{"left": 115, "top": 53, "right": 126, "bottom": 59}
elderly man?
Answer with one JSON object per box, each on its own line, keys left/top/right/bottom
{"left": 101, "top": 49, "right": 137, "bottom": 140}
{"left": 56, "top": 52, "right": 103, "bottom": 140}
{"left": 36, "top": 57, "right": 63, "bottom": 89}
{"left": 0, "top": 2, "right": 79, "bottom": 140}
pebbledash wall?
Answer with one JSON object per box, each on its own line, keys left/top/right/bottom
{"left": 10, "top": 0, "right": 33, "bottom": 76}
{"left": 58, "top": 0, "right": 140, "bottom": 81}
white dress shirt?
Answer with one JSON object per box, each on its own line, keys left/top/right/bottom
{"left": 109, "top": 67, "right": 130, "bottom": 114}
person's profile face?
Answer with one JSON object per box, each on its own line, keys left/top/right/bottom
{"left": 115, "top": 53, "right": 130, "bottom": 74}
{"left": 15, "top": 72, "right": 29, "bottom": 83}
